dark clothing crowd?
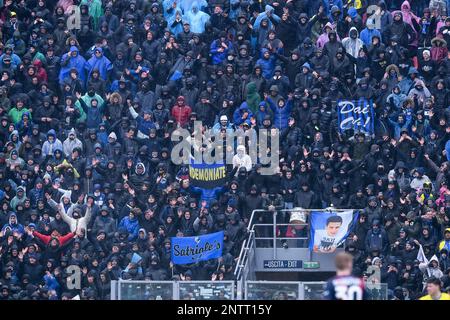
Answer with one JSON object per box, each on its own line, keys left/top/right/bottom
{"left": 0, "top": 0, "right": 449, "bottom": 301}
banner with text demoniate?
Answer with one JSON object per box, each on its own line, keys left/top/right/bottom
{"left": 189, "top": 160, "right": 227, "bottom": 189}
{"left": 171, "top": 231, "right": 224, "bottom": 265}
{"left": 337, "top": 99, "right": 374, "bottom": 134}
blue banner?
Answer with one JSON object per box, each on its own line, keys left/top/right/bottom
{"left": 171, "top": 231, "right": 224, "bottom": 265}
{"left": 337, "top": 99, "right": 374, "bottom": 134}
{"left": 189, "top": 160, "right": 227, "bottom": 189}
{"left": 309, "top": 210, "right": 358, "bottom": 253}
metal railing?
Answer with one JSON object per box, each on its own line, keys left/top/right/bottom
{"left": 111, "top": 280, "right": 388, "bottom": 300}
{"left": 234, "top": 208, "right": 352, "bottom": 281}
{"left": 114, "top": 280, "right": 234, "bottom": 300}
{"left": 245, "top": 281, "right": 302, "bottom": 300}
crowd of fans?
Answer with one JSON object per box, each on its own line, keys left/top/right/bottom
{"left": 0, "top": 0, "right": 449, "bottom": 300}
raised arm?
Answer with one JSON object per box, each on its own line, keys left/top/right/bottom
{"left": 128, "top": 105, "right": 139, "bottom": 119}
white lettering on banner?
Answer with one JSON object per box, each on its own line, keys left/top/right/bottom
{"left": 338, "top": 100, "right": 371, "bottom": 131}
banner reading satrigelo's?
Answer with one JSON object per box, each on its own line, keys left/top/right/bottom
{"left": 189, "top": 160, "right": 227, "bottom": 189}
{"left": 337, "top": 99, "right": 374, "bottom": 134}
{"left": 171, "top": 231, "right": 223, "bottom": 265}
{"left": 309, "top": 210, "right": 358, "bottom": 253}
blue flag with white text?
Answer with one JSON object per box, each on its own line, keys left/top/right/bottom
{"left": 337, "top": 99, "right": 374, "bottom": 134}
{"left": 171, "top": 231, "right": 224, "bottom": 264}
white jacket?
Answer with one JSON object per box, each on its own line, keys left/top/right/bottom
{"left": 48, "top": 198, "right": 92, "bottom": 236}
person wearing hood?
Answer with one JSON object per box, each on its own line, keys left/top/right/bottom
{"left": 59, "top": 46, "right": 87, "bottom": 85}
{"left": 232, "top": 145, "right": 252, "bottom": 175}
{"left": 171, "top": 96, "right": 192, "bottom": 127}
{"left": 1, "top": 212, "right": 25, "bottom": 235}
{"left": 419, "top": 255, "right": 444, "bottom": 283}
{"left": 387, "top": 84, "right": 407, "bottom": 110}
{"left": 41, "top": 129, "right": 63, "bottom": 158}
{"left": 118, "top": 209, "right": 140, "bottom": 241}
{"left": 360, "top": 18, "right": 382, "bottom": 47}
{"left": 91, "top": 205, "right": 117, "bottom": 239}
{"left": 265, "top": 92, "right": 293, "bottom": 130}
{"left": 85, "top": 47, "right": 112, "bottom": 82}
{"left": 184, "top": 1, "right": 210, "bottom": 34}
{"left": 62, "top": 128, "right": 83, "bottom": 157}
{"left": 297, "top": 9, "right": 323, "bottom": 46}
{"left": 98, "top": 5, "right": 119, "bottom": 33}
{"left": 75, "top": 90, "right": 106, "bottom": 130}
{"left": 384, "top": 11, "right": 416, "bottom": 48}
{"left": 210, "top": 32, "right": 233, "bottom": 65}
{"left": 233, "top": 100, "right": 253, "bottom": 127}
{"left": 46, "top": 193, "right": 92, "bottom": 237}
{"left": 8, "top": 98, "right": 31, "bottom": 126}
{"left": 408, "top": 79, "right": 432, "bottom": 105}
{"left": 365, "top": 219, "right": 389, "bottom": 254}
{"left": 128, "top": 103, "right": 156, "bottom": 140}
{"left": 253, "top": 5, "right": 281, "bottom": 32}
{"left": 438, "top": 228, "right": 450, "bottom": 252}
{"left": 342, "top": 27, "right": 364, "bottom": 58}
{"left": 410, "top": 167, "right": 432, "bottom": 191}
{"left": 80, "top": 0, "right": 103, "bottom": 31}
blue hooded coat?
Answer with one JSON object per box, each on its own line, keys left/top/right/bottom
{"left": 59, "top": 46, "right": 87, "bottom": 84}
{"left": 167, "top": 8, "right": 184, "bottom": 35}
{"left": 42, "top": 129, "right": 63, "bottom": 157}
{"left": 256, "top": 101, "right": 272, "bottom": 126}
{"left": 85, "top": 47, "right": 113, "bottom": 81}
{"left": 184, "top": 1, "right": 210, "bottom": 34}
{"left": 1, "top": 212, "right": 25, "bottom": 235}
{"left": 253, "top": 5, "right": 280, "bottom": 31}
{"left": 210, "top": 38, "right": 233, "bottom": 65}
{"left": 118, "top": 215, "right": 140, "bottom": 241}
{"left": 256, "top": 48, "right": 277, "bottom": 79}
{"left": 233, "top": 102, "right": 254, "bottom": 126}
{"left": 266, "top": 97, "right": 293, "bottom": 130}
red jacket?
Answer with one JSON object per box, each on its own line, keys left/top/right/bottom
{"left": 171, "top": 104, "right": 192, "bottom": 127}
{"left": 33, "top": 60, "right": 48, "bottom": 83}
{"left": 32, "top": 230, "right": 75, "bottom": 246}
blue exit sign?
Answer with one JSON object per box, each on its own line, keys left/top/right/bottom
{"left": 263, "top": 260, "right": 303, "bottom": 269}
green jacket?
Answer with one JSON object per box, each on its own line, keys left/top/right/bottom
{"left": 8, "top": 107, "right": 31, "bottom": 124}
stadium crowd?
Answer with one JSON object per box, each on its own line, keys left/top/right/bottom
{"left": 0, "top": 0, "right": 449, "bottom": 300}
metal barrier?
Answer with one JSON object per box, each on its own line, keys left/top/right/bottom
{"left": 117, "top": 280, "right": 176, "bottom": 300}
{"left": 178, "top": 281, "right": 235, "bottom": 300}
{"left": 113, "top": 280, "right": 234, "bottom": 300}
{"left": 302, "top": 281, "right": 326, "bottom": 300}
{"left": 111, "top": 280, "right": 388, "bottom": 300}
{"left": 245, "top": 281, "right": 302, "bottom": 300}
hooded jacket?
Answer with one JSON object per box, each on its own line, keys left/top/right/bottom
{"left": 63, "top": 128, "right": 83, "bottom": 157}
{"left": 439, "top": 228, "right": 450, "bottom": 251}
{"left": 92, "top": 207, "right": 117, "bottom": 239}
{"left": 342, "top": 27, "right": 364, "bottom": 58}
{"left": 1, "top": 212, "right": 25, "bottom": 235}
{"left": 255, "top": 48, "right": 276, "bottom": 80}
{"left": 59, "top": 46, "right": 87, "bottom": 84}
{"left": 253, "top": 5, "right": 281, "bottom": 31}
{"left": 42, "top": 129, "right": 63, "bottom": 157}
{"left": 171, "top": 96, "right": 192, "bottom": 127}
{"left": 48, "top": 197, "right": 92, "bottom": 237}
{"left": 266, "top": 96, "right": 293, "bottom": 130}
{"left": 419, "top": 254, "right": 444, "bottom": 280}
{"left": 184, "top": 2, "right": 210, "bottom": 34}
{"left": 85, "top": 47, "right": 113, "bottom": 81}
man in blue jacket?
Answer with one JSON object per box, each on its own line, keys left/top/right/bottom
{"left": 210, "top": 31, "right": 233, "bottom": 65}
{"left": 256, "top": 48, "right": 277, "bottom": 79}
